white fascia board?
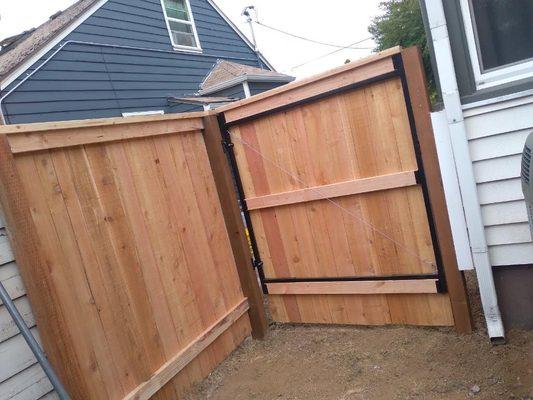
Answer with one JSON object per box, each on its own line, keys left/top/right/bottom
{"left": 206, "top": 0, "right": 275, "bottom": 71}
{"left": 0, "top": 0, "right": 109, "bottom": 90}
{"left": 199, "top": 74, "right": 294, "bottom": 95}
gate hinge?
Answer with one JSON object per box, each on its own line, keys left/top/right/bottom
{"left": 221, "top": 139, "right": 234, "bottom": 153}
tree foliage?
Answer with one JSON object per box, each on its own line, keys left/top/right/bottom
{"left": 369, "top": 0, "right": 436, "bottom": 100}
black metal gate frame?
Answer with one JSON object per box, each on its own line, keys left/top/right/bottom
{"left": 217, "top": 53, "right": 447, "bottom": 295}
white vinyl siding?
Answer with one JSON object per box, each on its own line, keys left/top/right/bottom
{"left": 0, "top": 213, "right": 54, "bottom": 400}
{"left": 463, "top": 96, "right": 533, "bottom": 266}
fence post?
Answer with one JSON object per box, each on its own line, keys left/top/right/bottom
{"left": 202, "top": 114, "right": 268, "bottom": 339}
{"left": 400, "top": 47, "right": 473, "bottom": 333}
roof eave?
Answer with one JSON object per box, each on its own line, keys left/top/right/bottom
{"left": 0, "top": 0, "right": 109, "bottom": 90}
{"left": 199, "top": 74, "right": 295, "bottom": 95}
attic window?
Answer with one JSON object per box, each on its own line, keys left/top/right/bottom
{"left": 161, "top": 0, "right": 201, "bottom": 52}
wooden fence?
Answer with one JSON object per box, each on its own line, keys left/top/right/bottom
{"left": 0, "top": 46, "right": 471, "bottom": 400}
{"left": 218, "top": 47, "right": 471, "bottom": 332}
{"left": 0, "top": 113, "right": 266, "bottom": 399}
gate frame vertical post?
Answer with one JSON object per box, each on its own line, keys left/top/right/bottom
{"left": 202, "top": 114, "right": 268, "bottom": 339}
{"left": 400, "top": 47, "right": 473, "bottom": 333}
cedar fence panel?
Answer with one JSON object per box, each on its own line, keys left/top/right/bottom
{"left": 0, "top": 113, "right": 265, "bottom": 399}
{"left": 218, "top": 47, "right": 472, "bottom": 332}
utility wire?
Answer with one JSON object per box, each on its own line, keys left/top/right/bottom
{"left": 256, "top": 21, "right": 373, "bottom": 50}
{"left": 287, "top": 38, "right": 375, "bottom": 71}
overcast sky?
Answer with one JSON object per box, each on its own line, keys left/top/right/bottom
{"left": 0, "top": 0, "right": 382, "bottom": 78}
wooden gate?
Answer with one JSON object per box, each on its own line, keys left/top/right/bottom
{"left": 218, "top": 47, "right": 471, "bottom": 332}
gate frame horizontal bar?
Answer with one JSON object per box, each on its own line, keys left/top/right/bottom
{"left": 219, "top": 47, "right": 401, "bottom": 124}
{"left": 245, "top": 170, "right": 417, "bottom": 211}
{"left": 266, "top": 279, "right": 438, "bottom": 295}
{"left": 264, "top": 273, "right": 439, "bottom": 284}
{"left": 223, "top": 70, "right": 400, "bottom": 127}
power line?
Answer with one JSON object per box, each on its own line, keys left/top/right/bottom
{"left": 256, "top": 21, "right": 373, "bottom": 50}
{"left": 286, "top": 38, "right": 374, "bottom": 71}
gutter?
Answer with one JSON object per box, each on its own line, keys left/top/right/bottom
{"left": 199, "top": 74, "right": 295, "bottom": 96}
{"left": 425, "top": 0, "right": 505, "bottom": 341}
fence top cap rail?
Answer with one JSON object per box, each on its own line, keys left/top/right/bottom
{"left": 0, "top": 111, "right": 208, "bottom": 135}
{"left": 217, "top": 46, "right": 402, "bottom": 114}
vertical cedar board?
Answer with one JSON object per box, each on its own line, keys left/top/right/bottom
{"left": 0, "top": 134, "right": 88, "bottom": 397}
{"left": 202, "top": 115, "right": 267, "bottom": 339}
{"left": 400, "top": 47, "right": 473, "bottom": 333}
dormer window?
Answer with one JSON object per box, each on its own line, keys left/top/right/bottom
{"left": 161, "top": 0, "right": 202, "bottom": 52}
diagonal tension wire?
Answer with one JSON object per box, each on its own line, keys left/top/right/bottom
{"left": 230, "top": 132, "right": 437, "bottom": 269}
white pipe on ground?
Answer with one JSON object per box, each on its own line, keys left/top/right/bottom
{"left": 425, "top": 0, "right": 505, "bottom": 341}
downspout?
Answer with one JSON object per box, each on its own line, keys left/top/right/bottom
{"left": 242, "top": 80, "right": 252, "bottom": 98}
{"left": 425, "top": 0, "right": 505, "bottom": 341}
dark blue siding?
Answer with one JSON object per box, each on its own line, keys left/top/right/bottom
{"left": 249, "top": 81, "right": 287, "bottom": 96}
{"left": 1, "top": 0, "right": 263, "bottom": 124}
{"left": 209, "top": 84, "right": 246, "bottom": 100}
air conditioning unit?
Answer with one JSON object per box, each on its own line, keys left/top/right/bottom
{"left": 522, "top": 132, "right": 533, "bottom": 236}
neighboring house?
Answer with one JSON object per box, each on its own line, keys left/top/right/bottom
{"left": 0, "top": 0, "right": 294, "bottom": 124}
{"left": 421, "top": 0, "right": 533, "bottom": 337}
{"left": 172, "top": 59, "right": 295, "bottom": 109}
{"left": 0, "top": 1, "right": 292, "bottom": 399}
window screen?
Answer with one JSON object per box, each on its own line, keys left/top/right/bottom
{"left": 470, "top": 0, "right": 533, "bottom": 71}
{"left": 162, "top": 0, "right": 199, "bottom": 49}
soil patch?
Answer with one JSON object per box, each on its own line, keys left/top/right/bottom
{"left": 185, "top": 324, "right": 532, "bottom": 400}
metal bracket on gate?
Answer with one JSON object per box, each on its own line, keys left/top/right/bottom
{"left": 221, "top": 139, "right": 234, "bottom": 152}
{"left": 217, "top": 114, "right": 269, "bottom": 295}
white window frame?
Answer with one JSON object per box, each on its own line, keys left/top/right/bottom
{"left": 160, "top": 0, "right": 202, "bottom": 53}
{"left": 459, "top": 0, "right": 533, "bottom": 90}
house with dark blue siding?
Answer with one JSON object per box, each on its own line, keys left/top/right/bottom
{"left": 0, "top": 0, "right": 294, "bottom": 124}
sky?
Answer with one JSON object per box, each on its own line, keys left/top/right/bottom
{"left": 0, "top": 0, "right": 383, "bottom": 78}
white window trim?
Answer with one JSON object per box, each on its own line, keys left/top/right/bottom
{"left": 160, "top": 0, "right": 202, "bottom": 53}
{"left": 459, "top": 0, "right": 533, "bottom": 90}
{"left": 122, "top": 110, "right": 164, "bottom": 117}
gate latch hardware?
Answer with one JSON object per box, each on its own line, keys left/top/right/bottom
{"left": 253, "top": 259, "right": 263, "bottom": 271}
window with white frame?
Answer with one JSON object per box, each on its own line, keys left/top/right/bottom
{"left": 460, "top": 0, "right": 533, "bottom": 88}
{"left": 161, "top": 0, "right": 201, "bottom": 51}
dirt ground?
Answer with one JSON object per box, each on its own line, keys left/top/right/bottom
{"left": 185, "top": 274, "right": 532, "bottom": 400}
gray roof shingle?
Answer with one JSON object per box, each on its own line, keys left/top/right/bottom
{"left": 0, "top": 0, "right": 99, "bottom": 82}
